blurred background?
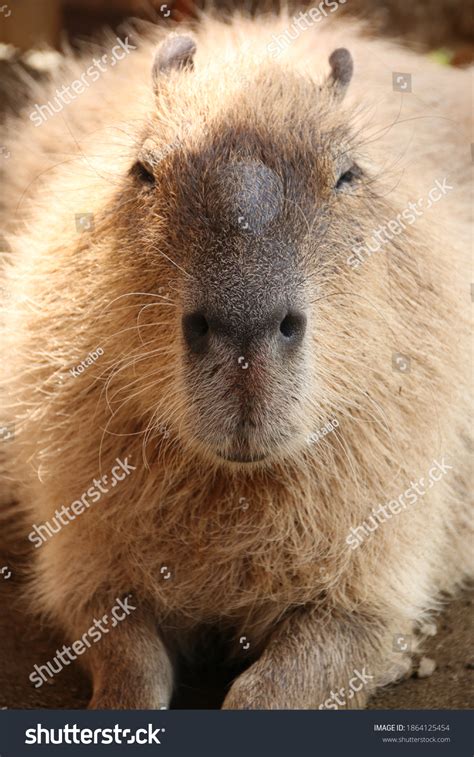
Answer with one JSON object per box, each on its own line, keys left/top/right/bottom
{"left": 0, "top": 0, "right": 473, "bottom": 55}
{"left": 0, "top": 0, "right": 472, "bottom": 118}
{"left": 0, "top": 0, "right": 472, "bottom": 115}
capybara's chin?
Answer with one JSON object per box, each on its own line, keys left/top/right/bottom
{"left": 191, "top": 426, "right": 296, "bottom": 468}
{"left": 183, "top": 396, "right": 308, "bottom": 468}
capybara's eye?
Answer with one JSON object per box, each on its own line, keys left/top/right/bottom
{"left": 130, "top": 160, "right": 155, "bottom": 186}
{"left": 335, "top": 165, "right": 361, "bottom": 191}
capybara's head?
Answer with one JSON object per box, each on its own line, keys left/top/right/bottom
{"left": 100, "top": 35, "right": 412, "bottom": 469}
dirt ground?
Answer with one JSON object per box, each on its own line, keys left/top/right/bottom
{"left": 0, "top": 538, "right": 472, "bottom": 710}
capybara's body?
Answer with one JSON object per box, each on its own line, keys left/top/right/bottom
{"left": 1, "top": 12, "right": 472, "bottom": 708}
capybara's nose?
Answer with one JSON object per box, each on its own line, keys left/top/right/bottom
{"left": 182, "top": 306, "right": 307, "bottom": 355}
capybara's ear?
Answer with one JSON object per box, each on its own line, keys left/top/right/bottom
{"left": 327, "top": 48, "right": 353, "bottom": 100}
{"left": 152, "top": 34, "right": 196, "bottom": 86}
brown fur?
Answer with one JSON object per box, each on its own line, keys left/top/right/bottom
{"left": 1, "top": 12, "right": 472, "bottom": 709}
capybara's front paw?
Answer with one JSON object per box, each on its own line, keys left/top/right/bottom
{"left": 88, "top": 686, "right": 170, "bottom": 710}
{"left": 222, "top": 669, "right": 280, "bottom": 710}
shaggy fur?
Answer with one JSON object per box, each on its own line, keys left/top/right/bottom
{"left": 0, "top": 12, "right": 472, "bottom": 709}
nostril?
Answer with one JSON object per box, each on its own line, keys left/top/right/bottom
{"left": 182, "top": 312, "right": 209, "bottom": 351}
{"left": 279, "top": 311, "right": 306, "bottom": 341}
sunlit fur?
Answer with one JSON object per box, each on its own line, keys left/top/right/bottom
{"left": 0, "top": 12, "right": 472, "bottom": 707}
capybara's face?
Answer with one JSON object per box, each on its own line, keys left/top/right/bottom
{"left": 108, "top": 61, "right": 389, "bottom": 468}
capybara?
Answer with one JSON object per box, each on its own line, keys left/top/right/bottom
{"left": 1, "top": 11, "right": 472, "bottom": 708}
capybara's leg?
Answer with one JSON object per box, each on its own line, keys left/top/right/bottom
{"left": 222, "top": 607, "right": 411, "bottom": 710}
{"left": 84, "top": 608, "right": 173, "bottom": 709}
